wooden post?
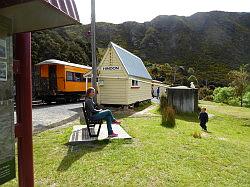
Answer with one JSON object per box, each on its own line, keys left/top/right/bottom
{"left": 15, "top": 32, "right": 34, "bottom": 187}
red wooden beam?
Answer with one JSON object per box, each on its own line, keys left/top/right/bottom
{"left": 15, "top": 32, "right": 34, "bottom": 187}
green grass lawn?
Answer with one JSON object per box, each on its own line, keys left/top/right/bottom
{"left": 3, "top": 101, "right": 250, "bottom": 186}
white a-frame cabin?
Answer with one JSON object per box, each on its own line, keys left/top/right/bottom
{"left": 97, "top": 42, "right": 152, "bottom": 105}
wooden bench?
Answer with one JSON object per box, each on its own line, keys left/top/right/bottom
{"left": 82, "top": 102, "right": 103, "bottom": 137}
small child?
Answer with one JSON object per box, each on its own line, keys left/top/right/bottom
{"left": 199, "top": 107, "right": 208, "bottom": 132}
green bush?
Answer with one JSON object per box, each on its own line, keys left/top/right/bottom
{"left": 160, "top": 95, "right": 176, "bottom": 127}
{"left": 243, "top": 91, "right": 250, "bottom": 107}
{"left": 213, "top": 87, "right": 235, "bottom": 104}
{"left": 228, "top": 98, "right": 240, "bottom": 106}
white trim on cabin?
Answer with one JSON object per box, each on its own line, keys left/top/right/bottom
{"left": 98, "top": 75, "right": 155, "bottom": 85}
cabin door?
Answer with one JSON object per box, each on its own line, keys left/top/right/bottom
{"left": 48, "top": 65, "right": 57, "bottom": 92}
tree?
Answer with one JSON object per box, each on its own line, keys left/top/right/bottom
{"left": 188, "top": 75, "right": 198, "bottom": 86}
{"left": 228, "top": 64, "right": 249, "bottom": 107}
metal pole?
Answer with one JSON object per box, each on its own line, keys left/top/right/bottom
{"left": 15, "top": 32, "right": 34, "bottom": 187}
{"left": 91, "top": 0, "right": 97, "bottom": 101}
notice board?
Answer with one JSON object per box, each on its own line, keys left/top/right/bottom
{"left": 0, "top": 15, "right": 15, "bottom": 185}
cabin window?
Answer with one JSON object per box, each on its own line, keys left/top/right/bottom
{"left": 131, "top": 80, "right": 139, "bottom": 87}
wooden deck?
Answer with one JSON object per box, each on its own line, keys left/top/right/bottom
{"left": 69, "top": 124, "right": 132, "bottom": 143}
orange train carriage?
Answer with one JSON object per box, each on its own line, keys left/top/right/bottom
{"left": 36, "top": 59, "right": 92, "bottom": 103}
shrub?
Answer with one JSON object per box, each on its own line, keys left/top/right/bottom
{"left": 203, "top": 95, "right": 213, "bottom": 101}
{"left": 228, "top": 98, "right": 240, "bottom": 106}
{"left": 160, "top": 95, "right": 176, "bottom": 127}
{"left": 243, "top": 91, "right": 250, "bottom": 107}
{"left": 213, "top": 87, "right": 235, "bottom": 104}
{"left": 199, "top": 87, "right": 213, "bottom": 100}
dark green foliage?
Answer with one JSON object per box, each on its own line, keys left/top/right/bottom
{"left": 199, "top": 87, "right": 214, "bottom": 100}
{"left": 160, "top": 95, "right": 176, "bottom": 127}
{"left": 32, "top": 26, "right": 94, "bottom": 66}
{"left": 31, "top": 11, "right": 250, "bottom": 87}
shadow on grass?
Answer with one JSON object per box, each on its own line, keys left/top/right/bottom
{"left": 175, "top": 113, "right": 199, "bottom": 123}
{"left": 160, "top": 122, "right": 175, "bottom": 129}
{"left": 57, "top": 140, "right": 109, "bottom": 171}
{"left": 111, "top": 101, "right": 152, "bottom": 119}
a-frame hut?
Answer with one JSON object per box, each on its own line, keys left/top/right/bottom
{"left": 97, "top": 42, "right": 152, "bottom": 105}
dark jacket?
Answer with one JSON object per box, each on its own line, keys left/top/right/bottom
{"left": 199, "top": 112, "right": 208, "bottom": 124}
{"left": 84, "top": 97, "right": 101, "bottom": 118}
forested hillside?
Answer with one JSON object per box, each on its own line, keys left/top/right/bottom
{"left": 32, "top": 11, "right": 250, "bottom": 86}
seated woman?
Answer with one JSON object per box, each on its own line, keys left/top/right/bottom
{"left": 85, "top": 87, "right": 121, "bottom": 138}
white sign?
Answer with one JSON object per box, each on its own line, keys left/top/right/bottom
{"left": 102, "top": 66, "right": 120, "bottom": 71}
{"left": 0, "top": 62, "right": 7, "bottom": 81}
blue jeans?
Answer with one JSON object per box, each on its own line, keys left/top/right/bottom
{"left": 90, "top": 109, "right": 116, "bottom": 135}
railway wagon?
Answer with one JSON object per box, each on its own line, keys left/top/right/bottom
{"left": 36, "top": 59, "right": 92, "bottom": 103}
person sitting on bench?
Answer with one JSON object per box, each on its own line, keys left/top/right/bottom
{"left": 85, "top": 87, "right": 121, "bottom": 138}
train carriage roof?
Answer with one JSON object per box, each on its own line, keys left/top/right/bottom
{"left": 36, "top": 59, "right": 92, "bottom": 69}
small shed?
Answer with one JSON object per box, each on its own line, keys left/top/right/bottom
{"left": 167, "top": 86, "right": 198, "bottom": 113}
{"left": 97, "top": 42, "right": 152, "bottom": 105}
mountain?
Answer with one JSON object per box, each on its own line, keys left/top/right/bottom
{"left": 32, "top": 11, "right": 250, "bottom": 86}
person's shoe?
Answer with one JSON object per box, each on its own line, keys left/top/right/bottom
{"left": 112, "top": 120, "right": 121, "bottom": 125}
{"left": 108, "top": 132, "right": 118, "bottom": 138}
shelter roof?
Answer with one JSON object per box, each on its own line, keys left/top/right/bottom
{"left": 0, "top": 0, "right": 80, "bottom": 33}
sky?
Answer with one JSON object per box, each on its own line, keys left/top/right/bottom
{"left": 74, "top": 0, "right": 250, "bottom": 24}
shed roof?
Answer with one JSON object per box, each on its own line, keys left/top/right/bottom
{"left": 111, "top": 42, "right": 152, "bottom": 80}
{"left": 36, "top": 59, "right": 92, "bottom": 69}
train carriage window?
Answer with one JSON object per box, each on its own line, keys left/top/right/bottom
{"left": 66, "top": 72, "right": 74, "bottom": 81}
{"left": 75, "top": 73, "right": 82, "bottom": 82}
{"left": 66, "top": 71, "right": 85, "bottom": 82}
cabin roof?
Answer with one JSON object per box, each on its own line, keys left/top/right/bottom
{"left": 111, "top": 42, "right": 152, "bottom": 80}
{"left": 36, "top": 59, "right": 92, "bottom": 70}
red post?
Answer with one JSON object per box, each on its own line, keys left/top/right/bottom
{"left": 15, "top": 32, "right": 34, "bottom": 187}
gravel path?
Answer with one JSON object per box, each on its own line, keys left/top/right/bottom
{"left": 15, "top": 103, "right": 83, "bottom": 133}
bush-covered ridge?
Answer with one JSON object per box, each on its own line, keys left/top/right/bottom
{"left": 32, "top": 11, "right": 250, "bottom": 86}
